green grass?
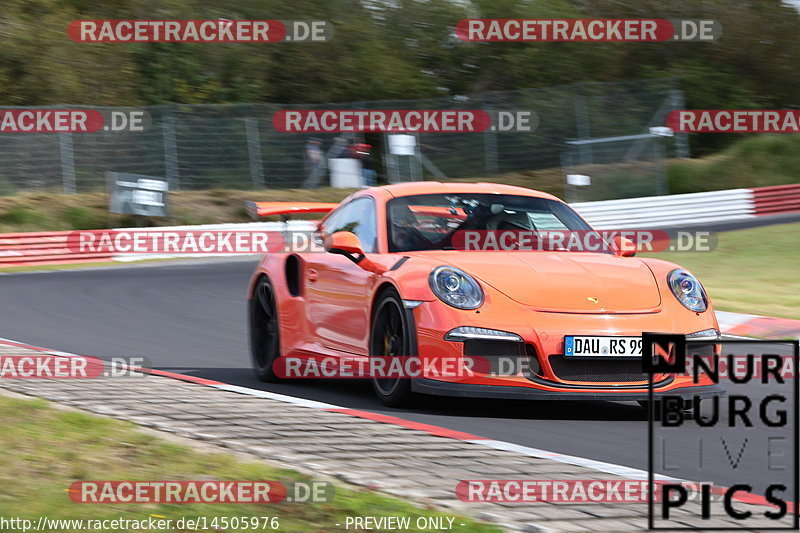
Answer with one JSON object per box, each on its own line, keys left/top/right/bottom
{"left": 0, "top": 394, "right": 498, "bottom": 533}
{"left": 642, "top": 223, "right": 800, "bottom": 320}
{"left": 667, "top": 134, "right": 800, "bottom": 194}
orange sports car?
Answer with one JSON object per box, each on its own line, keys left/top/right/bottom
{"left": 248, "top": 182, "right": 722, "bottom": 406}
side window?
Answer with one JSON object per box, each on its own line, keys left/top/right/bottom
{"left": 322, "top": 197, "right": 377, "bottom": 253}
{"left": 320, "top": 209, "right": 343, "bottom": 238}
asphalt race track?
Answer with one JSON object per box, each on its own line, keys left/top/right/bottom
{"left": 0, "top": 259, "right": 796, "bottom": 502}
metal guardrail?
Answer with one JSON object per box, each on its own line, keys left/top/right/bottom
{"left": 111, "top": 220, "right": 314, "bottom": 262}
{"left": 0, "top": 221, "right": 317, "bottom": 266}
{"left": 572, "top": 188, "right": 756, "bottom": 229}
{"left": 0, "top": 231, "right": 114, "bottom": 266}
{"left": 1, "top": 184, "right": 798, "bottom": 266}
{"left": 752, "top": 184, "right": 800, "bottom": 216}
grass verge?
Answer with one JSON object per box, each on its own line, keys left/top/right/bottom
{"left": 643, "top": 223, "right": 799, "bottom": 320}
{"left": 0, "top": 188, "right": 359, "bottom": 233}
{"left": 0, "top": 393, "right": 497, "bottom": 532}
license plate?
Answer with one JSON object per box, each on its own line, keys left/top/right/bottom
{"left": 564, "top": 336, "right": 642, "bottom": 358}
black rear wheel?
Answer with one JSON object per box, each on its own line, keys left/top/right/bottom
{"left": 250, "top": 277, "right": 281, "bottom": 382}
{"left": 370, "top": 288, "right": 415, "bottom": 406}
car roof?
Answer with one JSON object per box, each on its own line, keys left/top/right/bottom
{"left": 350, "top": 181, "right": 562, "bottom": 203}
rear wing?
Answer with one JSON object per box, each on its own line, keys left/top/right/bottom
{"left": 245, "top": 201, "right": 338, "bottom": 219}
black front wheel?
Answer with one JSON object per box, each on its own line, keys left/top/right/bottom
{"left": 249, "top": 277, "right": 281, "bottom": 382}
{"left": 369, "top": 288, "right": 415, "bottom": 407}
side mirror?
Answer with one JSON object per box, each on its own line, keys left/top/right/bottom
{"left": 324, "top": 231, "right": 386, "bottom": 274}
{"left": 324, "top": 231, "right": 365, "bottom": 258}
{"left": 612, "top": 235, "right": 637, "bottom": 257}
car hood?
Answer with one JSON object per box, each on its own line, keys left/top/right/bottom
{"left": 414, "top": 251, "right": 662, "bottom": 313}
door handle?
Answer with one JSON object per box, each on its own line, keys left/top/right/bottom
{"left": 308, "top": 268, "right": 318, "bottom": 282}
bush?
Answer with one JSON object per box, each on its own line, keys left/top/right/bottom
{"left": 668, "top": 134, "right": 800, "bottom": 193}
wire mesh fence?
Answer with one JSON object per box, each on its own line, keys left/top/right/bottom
{"left": 0, "top": 79, "right": 687, "bottom": 199}
{"left": 561, "top": 133, "right": 671, "bottom": 202}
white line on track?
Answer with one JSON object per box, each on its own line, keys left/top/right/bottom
{"left": 0, "top": 336, "right": 684, "bottom": 484}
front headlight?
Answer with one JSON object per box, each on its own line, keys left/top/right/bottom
{"left": 429, "top": 266, "right": 484, "bottom": 310}
{"left": 668, "top": 269, "right": 708, "bottom": 312}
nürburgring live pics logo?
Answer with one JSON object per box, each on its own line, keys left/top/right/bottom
{"left": 644, "top": 333, "right": 799, "bottom": 530}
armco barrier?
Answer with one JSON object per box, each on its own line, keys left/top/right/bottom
{"left": 0, "top": 231, "right": 114, "bottom": 267}
{"left": 752, "top": 183, "right": 800, "bottom": 216}
{"left": 0, "top": 221, "right": 316, "bottom": 267}
{"left": 571, "top": 189, "right": 756, "bottom": 229}
{"left": 1, "top": 184, "right": 798, "bottom": 266}
{"left": 111, "top": 220, "right": 315, "bottom": 262}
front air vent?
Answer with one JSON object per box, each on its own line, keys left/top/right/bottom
{"left": 547, "top": 355, "right": 649, "bottom": 383}
{"left": 463, "top": 339, "right": 525, "bottom": 375}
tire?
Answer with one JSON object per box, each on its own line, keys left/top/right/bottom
{"left": 369, "top": 288, "right": 416, "bottom": 407}
{"left": 249, "top": 277, "right": 281, "bottom": 382}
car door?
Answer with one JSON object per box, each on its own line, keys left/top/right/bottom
{"left": 305, "top": 196, "right": 379, "bottom": 355}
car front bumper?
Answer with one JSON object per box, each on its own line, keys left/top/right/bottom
{"left": 412, "top": 378, "right": 725, "bottom": 401}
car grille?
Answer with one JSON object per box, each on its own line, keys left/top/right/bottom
{"left": 547, "top": 354, "right": 649, "bottom": 383}
{"left": 463, "top": 340, "right": 526, "bottom": 375}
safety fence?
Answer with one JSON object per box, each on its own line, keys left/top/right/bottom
{"left": 1, "top": 184, "right": 797, "bottom": 267}
{"left": 0, "top": 79, "right": 684, "bottom": 196}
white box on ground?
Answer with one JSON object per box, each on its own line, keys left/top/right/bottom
{"left": 388, "top": 134, "right": 416, "bottom": 156}
{"left": 649, "top": 126, "right": 674, "bottom": 137}
{"left": 567, "top": 174, "right": 591, "bottom": 186}
{"left": 329, "top": 158, "right": 362, "bottom": 188}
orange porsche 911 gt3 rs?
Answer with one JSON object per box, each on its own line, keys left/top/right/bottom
{"left": 248, "top": 182, "right": 722, "bottom": 406}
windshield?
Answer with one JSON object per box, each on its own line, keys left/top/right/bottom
{"left": 387, "top": 193, "right": 593, "bottom": 252}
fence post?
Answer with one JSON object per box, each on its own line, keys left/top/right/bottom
{"left": 59, "top": 132, "right": 76, "bottom": 193}
{"left": 561, "top": 151, "right": 576, "bottom": 203}
{"left": 411, "top": 132, "right": 423, "bottom": 179}
{"left": 163, "top": 112, "right": 180, "bottom": 190}
{"left": 483, "top": 105, "right": 499, "bottom": 177}
{"left": 574, "top": 95, "right": 592, "bottom": 165}
{"left": 245, "top": 117, "right": 265, "bottom": 188}
{"left": 670, "top": 89, "right": 690, "bottom": 159}
{"left": 654, "top": 137, "right": 668, "bottom": 195}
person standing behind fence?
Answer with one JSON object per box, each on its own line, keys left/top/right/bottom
{"left": 330, "top": 135, "right": 351, "bottom": 159}
{"left": 354, "top": 143, "right": 376, "bottom": 187}
{"left": 302, "top": 137, "right": 325, "bottom": 188}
